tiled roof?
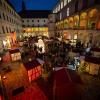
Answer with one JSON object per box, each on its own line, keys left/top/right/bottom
{"left": 23, "top": 60, "right": 41, "bottom": 70}
{"left": 9, "top": 49, "right": 20, "bottom": 54}
{"left": 19, "top": 10, "right": 51, "bottom": 18}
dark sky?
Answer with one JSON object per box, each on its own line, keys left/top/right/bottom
{"left": 9, "top": 0, "right": 58, "bottom": 12}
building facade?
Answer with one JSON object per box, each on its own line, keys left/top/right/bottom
{"left": 48, "top": 14, "right": 56, "bottom": 37}
{"left": 19, "top": 10, "right": 50, "bottom": 37}
{"left": 52, "top": 0, "right": 100, "bottom": 47}
{"left": 0, "top": 0, "right": 22, "bottom": 51}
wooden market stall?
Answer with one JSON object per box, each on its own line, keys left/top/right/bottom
{"left": 85, "top": 47, "right": 100, "bottom": 75}
{"left": 9, "top": 49, "right": 21, "bottom": 61}
{"left": 23, "top": 59, "right": 43, "bottom": 82}
{"left": 85, "top": 56, "right": 100, "bottom": 75}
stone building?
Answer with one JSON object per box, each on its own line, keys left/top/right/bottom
{"left": 19, "top": 10, "right": 50, "bottom": 37}
{"left": 52, "top": 0, "right": 100, "bottom": 47}
{"left": 0, "top": 0, "right": 22, "bottom": 51}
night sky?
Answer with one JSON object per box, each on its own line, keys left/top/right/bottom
{"left": 9, "top": 0, "right": 58, "bottom": 12}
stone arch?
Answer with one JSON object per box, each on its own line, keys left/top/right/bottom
{"left": 80, "top": 12, "right": 88, "bottom": 29}
{"left": 88, "top": 8, "right": 98, "bottom": 29}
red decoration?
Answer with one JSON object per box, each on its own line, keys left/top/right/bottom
{"left": 24, "top": 60, "right": 42, "bottom": 82}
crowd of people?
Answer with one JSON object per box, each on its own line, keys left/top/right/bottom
{"left": 19, "top": 36, "right": 93, "bottom": 71}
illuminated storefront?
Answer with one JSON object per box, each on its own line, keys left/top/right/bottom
{"left": 23, "top": 27, "right": 48, "bottom": 37}
{"left": 2, "top": 36, "right": 11, "bottom": 49}
{"left": 24, "top": 59, "right": 43, "bottom": 82}
{"left": 74, "top": 15, "right": 79, "bottom": 28}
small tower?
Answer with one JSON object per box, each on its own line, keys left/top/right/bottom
{"left": 22, "top": 0, "right": 26, "bottom": 11}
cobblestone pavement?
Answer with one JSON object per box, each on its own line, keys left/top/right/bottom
{"left": 79, "top": 73, "right": 100, "bottom": 100}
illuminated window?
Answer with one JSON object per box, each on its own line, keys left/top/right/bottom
{"left": 68, "top": 0, "right": 71, "bottom": 3}
{"left": 61, "top": 1, "right": 63, "bottom": 9}
{"left": 67, "top": 8, "right": 69, "bottom": 16}
{"left": 74, "top": 34, "right": 78, "bottom": 39}
{"left": 64, "top": 0, "right": 67, "bottom": 6}
{"left": 53, "top": 7, "right": 57, "bottom": 13}
{"left": 58, "top": 4, "right": 60, "bottom": 11}
{"left": 53, "top": 9, "right": 56, "bottom": 13}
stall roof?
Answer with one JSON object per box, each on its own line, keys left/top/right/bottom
{"left": 23, "top": 60, "right": 41, "bottom": 70}
{"left": 9, "top": 49, "right": 20, "bottom": 54}
{"left": 54, "top": 68, "right": 82, "bottom": 100}
{"left": 37, "top": 58, "right": 44, "bottom": 65}
{"left": 85, "top": 56, "right": 100, "bottom": 64}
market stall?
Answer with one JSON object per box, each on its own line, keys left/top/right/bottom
{"left": 9, "top": 49, "right": 21, "bottom": 61}
{"left": 23, "top": 59, "right": 44, "bottom": 82}
{"left": 85, "top": 56, "right": 100, "bottom": 75}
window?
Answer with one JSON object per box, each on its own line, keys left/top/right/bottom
{"left": 2, "top": 26, "right": 5, "bottom": 33}
{"left": 6, "top": 27, "right": 9, "bottom": 33}
{"left": 6, "top": 16, "right": 8, "bottom": 21}
{"left": 3, "top": 13, "right": 5, "bottom": 20}
{"left": 38, "top": 20, "right": 39, "bottom": 22}
{"left": 32, "top": 20, "right": 34, "bottom": 22}
{"left": 22, "top": 25, "right": 25, "bottom": 27}
{"left": 61, "top": 1, "right": 63, "bottom": 9}
{"left": 58, "top": 4, "right": 60, "bottom": 12}
{"left": 54, "top": 7, "right": 57, "bottom": 13}
{"left": 68, "top": 0, "right": 71, "bottom": 3}
{"left": 64, "top": 0, "right": 67, "bottom": 6}
{"left": 44, "top": 20, "right": 45, "bottom": 22}
{"left": 67, "top": 8, "right": 69, "bottom": 16}
{"left": 22, "top": 20, "right": 24, "bottom": 22}
{"left": 53, "top": 8, "right": 57, "bottom": 13}
{"left": 27, "top": 20, "right": 29, "bottom": 22}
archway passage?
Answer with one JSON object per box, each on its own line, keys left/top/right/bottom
{"left": 88, "top": 9, "right": 98, "bottom": 29}
{"left": 74, "top": 15, "right": 79, "bottom": 28}
{"left": 80, "top": 12, "right": 87, "bottom": 29}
